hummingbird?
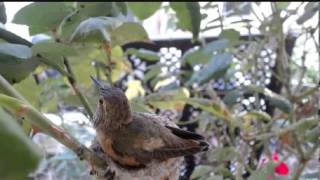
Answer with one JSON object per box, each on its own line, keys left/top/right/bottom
{"left": 90, "top": 76, "right": 209, "bottom": 169}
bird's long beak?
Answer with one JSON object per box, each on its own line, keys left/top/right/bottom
{"left": 90, "top": 75, "right": 104, "bottom": 89}
{"left": 90, "top": 76, "right": 112, "bottom": 98}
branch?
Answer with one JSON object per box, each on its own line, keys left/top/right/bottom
{"left": 0, "top": 75, "right": 107, "bottom": 169}
{"left": 63, "top": 58, "right": 94, "bottom": 119}
{"left": 243, "top": 117, "right": 319, "bottom": 140}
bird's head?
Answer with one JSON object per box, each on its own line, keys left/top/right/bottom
{"left": 91, "top": 76, "right": 132, "bottom": 129}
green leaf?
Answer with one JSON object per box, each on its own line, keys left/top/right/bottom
{"left": 219, "top": 29, "right": 240, "bottom": 46}
{"left": 187, "top": 53, "right": 233, "bottom": 85}
{"left": 170, "top": 2, "right": 201, "bottom": 40}
{"left": 276, "top": 2, "right": 290, "bottom": 10}
{"left": 32, "top": 41, "right": 76, "bottom": 57}
{"left": 223, "top": 86, "right": 292, "bottom": 113}
{"left": 0, "top": 52, "right": 40, "bottom": 84}
{"left": 240, "top": 111, "right": 272, "bottom": 122}
{"left": 128, "top": 2, "right": 161, "bottom": 20}
{"left": 208, "top": 147, "right": 239, "bottom": 162}
{"left": 182, "top": 48, "right": 211, "bottom": 66}
{"left": 130, "top": 98, "right": 151, "bottom": 113}
{"left": 13, "top": 2, "right": 72, "bottom": 35}
{"left": 0, "top": 43, "right": 32, "bottom": 59}
{"left": 0, "top": 2, "right": 6, "bottom": 24}
{"left": 115, "top": 2, "right": 128, "bottom": 15}
{"left": 187, "top": 97, "right": 233, "bottom": 122}
{"left": 146, "top": 88, "right": 189, "bottom": 110}
{"left": 59, "top": 2, "right": 118, "bottom": 39}
{"left": 125, "top": 48, "right": 159, "bottom": 62}
{"left": 143, "top": 64, "right": 163, "bottom": 82}
{"left": 190, "top": 165, "right": 212, "bottom": 179}
{"left": 249, "top": 162, "right": 276, "bottom": 180}
{"left": 246, "top": 86, "right": 292, "bottom": 113}
{"left": 14, "top": 75, "right": 41, "bottom": 108}
{"left": 202, "top": 39, "right": 229, "bottom": 54}
{"left": 111, "top": 22, "right": 150, "bottom": 46}
{"left": 297, "top": 2, "right": 319, "bottom": 25}
{"left": 70, "top": 16, "right": 123, "bottom": 43}
{"left": 77, "top": 2, "right": 116, "bottom": 17}
{"left": 0, "top": 108, "right": 42, "bottom": 180}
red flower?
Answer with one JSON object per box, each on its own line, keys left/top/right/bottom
{"left": 273, "top": 151, "right": 289, "bottom": 176}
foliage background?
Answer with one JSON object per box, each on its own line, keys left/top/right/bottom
{"left": 0, "top": 2, "right": 319, "bottom": 180}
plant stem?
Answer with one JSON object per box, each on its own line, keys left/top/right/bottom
{"left": 63, "top": 58, "right": 94, "bottom": 119}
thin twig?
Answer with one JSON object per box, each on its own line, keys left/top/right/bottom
{"left": 63, "top": 58, "right": 94, "bottom": 119}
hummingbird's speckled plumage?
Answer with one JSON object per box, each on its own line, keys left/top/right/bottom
{"left": 91, "top": 76, "right": 209, "bottom": 169}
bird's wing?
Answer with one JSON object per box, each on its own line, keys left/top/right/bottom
{"left": 111, "top": 113, "right": 209, "bottom": 164}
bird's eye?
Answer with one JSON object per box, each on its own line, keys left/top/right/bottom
{"left": 99, "top": 98, "right": 103, "bottom": 104}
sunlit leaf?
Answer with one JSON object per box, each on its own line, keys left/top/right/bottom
{"left": 128, "top": 2, "right": 161, "bottom": 20}
{"left": 219, "top": 29, "right": 240, "bottom": 46}
{"left": 146, "top": 88, "right": 189, "bottom": 111}
{"left": 13, "top": 2, "right": 72, "bottom": 35}
{"left": 187, "top": 97, "right": 233, "bottom": 122}
{"left": 170, "top": 2, "right": 201, "bottom": 40}
{"left": 70, "top": 16, "right": 123, "bottom": 43}
{"left": 110, "top": 22, "right": 150, "bottom": 46}
{"left": 125, "top": 48, "right": 159, "bottom": 62}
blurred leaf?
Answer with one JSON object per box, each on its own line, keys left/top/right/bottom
{"left": 130, "top": 97, "right": 151, "bottom": 113}
{"left": 170, "top": 2, "right": 201, "bottom": 40}
{"left": 143, "top": 64, "right": 163, "bottom": 82}
{"left": 249, "top": 162, "right": 276, "bottom": 180}
{"left": 223, "top": 90, "right": 242, "bottom": 107}
{"left": 223, "top": 86, "right": 292, "bottom": 113}
{"left": 0, "top": 43, "right": 32, "bottom": 59}
{"left": 125, "top": 80, "right": 145, "bottom": 100}
{"left": 32, "top": 41, "right": 76, "bottom": 57}
{"left": 71, "top": 17, "right": 149, "bottom": 46}
{"left": 208, "top": 147, "right": 238, "bottom": 162}
{"left": 128, "top": 2, "right": 161, "bottom": 20}
{"left": 0, "top": 108, "right": 42, "bottom": 180}
{"left": 187, "top": 97, "right": 233, "bottom": 122}
{"left": 146, "top": 88, "right": 189, "bottom": 111}
{"left": 0, "top": 56, "right": 39, "bottom": 84}
{"left": 0, "top": 2, "right": 6, "bottom": 24}
{"left": 187, "top": 53, "right": 233, "bottom": 86}
{"left": 14, "top": 74, "right": 41, "bottom": 108}
{"left": 13, "top": 2, "right": 72, "bottom": 35}
{"left": 70, "top": 16, "right": 122, "bottom": 43}
{"left": 202, "top": 39, "right": 229, "bottom": 54}
{"left": 297, "top": 2, "right": 319, "bottom": 25}
{"left": 206, "top": 175, "right": 224, "bottom": 180}
{"left": 182, "top": 48, "right": 211, "bottom": 66}
{"left": 110, "top": 22, "right": 150, "bottom": 46}
{"left": 190, "top": 165, "right": 212, "bottom": 179}
{"left": 77, "top": 2, "right": 117, "bottom": 17}
{"left": 246, "top": 86, "right": 292, "bottom": 113}
{"left": 219, "top": 29, "right": 240, "bottom": 46}
{"left": 276, "top": 2, "right": 290, "bottom": 10}
{"left": 125, "top": 48, "right": 159, "bottom": 62}
{"left": 59, "top": 2, "right": 117, "bottom": 39}
{"left": 240, "top": 111, "right": 272, "bottom": 122}
{"left": 115, "top": 2, "right": 128, "bottom": 15}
